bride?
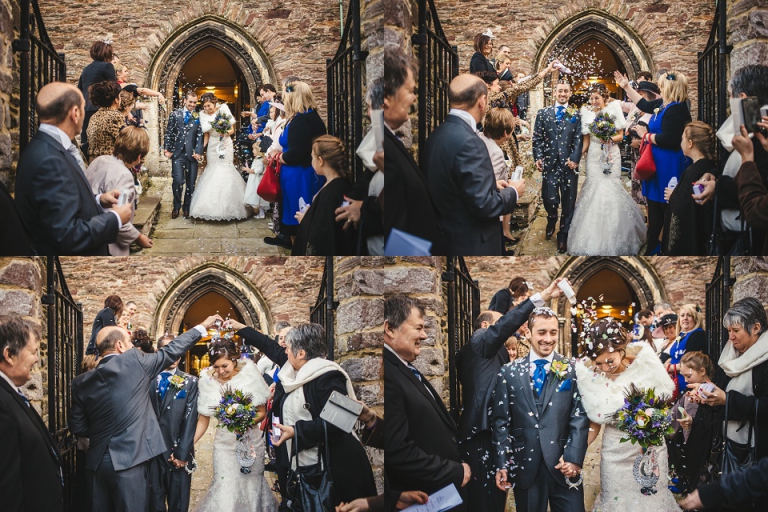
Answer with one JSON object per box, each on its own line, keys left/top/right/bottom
{"left": 193, "top": 339, "right": 278, "bottom": 512}
{"left": 188, "top": 93, "right": 249, "bottom": 221}
{"left": 568, "top": 84, "right": 646, "bottom": 255}
{"left": 575, "top": 319, "right": 678, "bottom": 511}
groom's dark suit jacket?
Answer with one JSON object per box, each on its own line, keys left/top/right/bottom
{"left": 384, "top": 348, "right": 466, "bottom": 510}
{"left": 532, "top": 106, "right": 583, "bottom": 174}
{"left": 69, "top": 329, "right": 202, "bottom": 472}
{"left": 163, "top": 109, "right": 204, "bottom": 159}
{"left": 491, "top": 353, "right": 589, "bottom": 489}
{"left": 149, "top": 369, "right": 199, "bottom": 465}
{"left": 424, "top": 114, "right": 518, "bottom": 256}
{"left": 14, "top": 130, "right": 119, "bottom": 255}
{"left": 0, "top": 375, "right": 64, "bottom": 512}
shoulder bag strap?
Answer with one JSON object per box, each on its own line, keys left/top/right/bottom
{"left": 322, "top": 420, "right": 332, "bottom": 477}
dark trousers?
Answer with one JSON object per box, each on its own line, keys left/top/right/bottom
{"left": 171, "top": 156, "right": 199, "bottom": 212}
{"left": 93, "top": 450, "right": 150, "bottom": 512}
{"left": 645, "top": 199, "right": 666, "bottom": 254}
{"left": 148, "top": 456, "right": 192, "bottom": 512}
{"left": 541, "top": 168, "right": 578, "bottom": 240}
{"left": 75, "top": 449, "right": 93, "bottom": 512}
{"left": 80, "top": 110, "right": 96, "bottom": 157}
{"left": 460, "top": 432, "right": 507, "bottom": 512}
{"left": 513, "top": 457, "right": 585, "bottom": 512}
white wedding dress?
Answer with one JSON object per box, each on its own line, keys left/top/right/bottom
{"left": 575, "top": 343, "right": 679, "bottom": 512}
{"left": 194, "top": 359, "right": 278, "bottom": 512}
{"left": 189, "top": 103, "right": 249, "bottom": 221}
{"left": 568, "top": 101, "right": 646, "bottom": 255}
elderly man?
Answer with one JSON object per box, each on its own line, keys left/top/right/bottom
{"left": 424, "top": 73, "right": 520, "bottom": 255}
{"left": 14, "top": 82, "right": 132, "bottom": 255}
{"left": 385, "top": 295, "right": 469, "bottom": 511}
{"left": 70, "top": 315, "right": 221, "bottom": 512}
{"left": 457, "top": 279, "right": 566, "bottom": 512}
{"left": 0, "top": 316, "right": 64, "bottom": 512}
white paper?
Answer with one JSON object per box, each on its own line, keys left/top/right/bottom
{"left": 402, "top": 484, "right": 463, "bottom": 512}
{"left": 371, "top": 109, "right": 384, "bottom": 153}
{"left": 298, "top": 197, "right": 309, "bottom": 214}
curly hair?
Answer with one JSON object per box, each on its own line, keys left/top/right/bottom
{"left": 131, "top": 328, "right": 154, "bottom": 354}
{"left": 209, "top": 338, "right": 239, "bottom": 365}
{"left": 584, "top": 318, "right": 630, "bottom": 360}
{"left": 89, "top": 80, "right": 122, "bottom": 108}
{"left": 588, "top": 83, "right": 610, "bottom": 100}
{"left": 199, "top": 92, "right": 218, "bottom": 106}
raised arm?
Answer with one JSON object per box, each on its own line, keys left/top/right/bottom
{"left": 234, "top": 324, "right": 288, "bottom": 367}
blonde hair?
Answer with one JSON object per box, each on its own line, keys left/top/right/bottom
{"left": 119, "top": 90, "right": 135, "bottom": 112}
{"left": 113, "top": 125, "right": 150, "bottom": 163}
{"left": 494, "top": 54, "right": 511, "bottom": 72}
{"left": 483, "top": 107, "right": 515, "bottom": 139}
{"left": 658, "top": 71, "right": 689, "bottom": 105}
{"left": 683, "top": 121, "right": 717, "bottom": 161}
{"left": 677, "top": 303, "right": 704, "bottom": 332}
{"left": 284, "top": 81, "right": 317, "bottom": 118}
{"left": 312, "top": 134, "right": 350, "bottom": 180}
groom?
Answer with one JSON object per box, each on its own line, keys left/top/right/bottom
{"left": 491, "top": 307, "right": 588, "bottom": 512}
{"left": 532, "top": 81, "right": 583, "bottom": 253}
{"left": 163, "top": 91, "right": 204, "bottom": 219}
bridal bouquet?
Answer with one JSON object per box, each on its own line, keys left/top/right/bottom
{"left": 213, "top": 386, "right": 260, "bottom": 474}
{"left": 589, "top": 112, "right": 618, "bottom": 142}
{"left": 212, "top": 111, "right": 232, "bottom": 135}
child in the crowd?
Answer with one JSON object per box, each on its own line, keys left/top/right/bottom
{"left": 505, "top": 337, "right": 518, "bottom": 361}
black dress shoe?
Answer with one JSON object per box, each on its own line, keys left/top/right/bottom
{"left": 558, "top": 238, "right": 567, "bottom": 253}
{"left": 545, "top": 220, "right": 557, "bottom": 240}
{"left": 172, "top": 209, "right": 179, "bottom": 219}
{"left": 264, "top": 235, "right": 292, "bottom": 249}
{"left": 504, "top": 236, "right": 521, "bottom": 246}
{"left": 183, "top": 210, "right": 190, "bottom": 219}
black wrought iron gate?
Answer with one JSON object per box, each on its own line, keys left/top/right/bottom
{"left": 444, "top": 256, "right": 480, "bottom": 421}
{"left": 705, "top": 256, "right": 734, "bottom": 363}
{"left": 326, "top": 0, "right": 368, "bottom": 184}
{"left": 413, "top": 0, "right": 459, "bottom": 170}
{"left": 13, "top": 0, "right": 67, "bottom": 151}
{"left": 310, "top": 256, "right": 338, "bottom": 361}
{"left": 697, "top": 0, "right": 730, "bottom": 162}
{"left": 42, "top": 257, "right": 83, "bottom": 512}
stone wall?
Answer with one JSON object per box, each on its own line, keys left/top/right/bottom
{"left": 731, "top": 257, "right": 768, "bottom": 307}
{"left": 728, "top": 0, "right": 768, "bottom": 72}
{"left": 0, "top": 0, "right": 17, "bottom": 187}
{"left": 0, "top": 257, "right": 46, "bottom": 419}
{"left": 334, "top": 256, "right": 385, "bottom": 491}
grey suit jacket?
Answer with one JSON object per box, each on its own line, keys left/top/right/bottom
{"left": 69, "top": 329, "right": 202, "bottom": 471}
{"left": 163, "top": 109, "right": 204, "bottom": 159}
{"left": 491, "top": 353, "right": 589, "bottom": 489}
{"left": 424, "top": 115, "right": 517, "bottom": 256}
{"left": 532, "top": 106, "right": 584, "bottom": 174}
{"left": 150, "top": 369, "right": 199, "bottom": 464}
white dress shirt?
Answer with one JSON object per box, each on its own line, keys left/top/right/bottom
{"left": 448, "top": 108, "right": 479, "bottom": 133}
{"left": 0, "top": 368, "right": 24, "bottom": 398}
{"left": 528, "top": 349, "right": 555, "bottom": 377}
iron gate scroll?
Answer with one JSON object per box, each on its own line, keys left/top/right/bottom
{"left": 326, "top": 0, "right": 367, "bottom": 184}
{"left": 42, "top": 257, "right": 83, "bottom": 512}
{"left": 413, "top": 0, "right": 459, "bottom": 170}
{"left": 705, "top": 256, "right": 734, "bottom": 363}
{"left": 698, "top": 0, "right": 731, "bottom": 163}
{"left": 444, "top": 256, "right": 480, "bottom": 420}
{"left": 13, "top": 0, "right": 67, "bottom": 151}
{"left": 310, "top": 256, "right": 338, "bottom": 361}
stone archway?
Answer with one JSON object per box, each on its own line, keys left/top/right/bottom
{"left": 142, "top": 16, "right": 279, "bottom": 173}
{"left": 151, "top": 262, "right": 272, "bottom": 337}
{"left": 550, "top": 257, "right": 666, "bottom": 353}
{"left": 530, "top": 10, "right": 654, "bottom": 110}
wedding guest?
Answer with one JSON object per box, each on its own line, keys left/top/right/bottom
{"left": 118, "top": 301, "right": 138, "bottom": 331}
{"left": 662, "top": 121, "right": 717, "bottom": 255}
{"left": 625, "top": 80, "right": 660, "bottom": 213}
{"left": 69, "top": 317, "right": 217, "bottom": 512}
{"left": 664, "top": 304, "right": 707, "bottom": 395}
{"left": 489, "top": 276, "right": 530, "bottom": 314}
{"left": 118, "top": 90, "right": 136, "bottom": 125}
{"left": 265, "top": 82, "right": 327, "bottom": 249}
{"left": 383, "top": 48, "right": 444, "bottom": 254}
{"left": 0, "top": 316, "right": 64, "bottom": 512}
{"left": 469, "top": 32, "right": 495, "bottom": 74}
{"left": 75, "top": 353, "right": 100, "bottom": 512}
{"left": 14, "top": 82, "right": 129, "bottom": 256}
{"left": 616, "top": 70, "right": 692, "bottom": 255}
{"left": 505, "top": 337, "right": 519, "bottom": 360}
{"left": 732, "top": 119, "right": 768, "bottom": 255}
{"left": 292, "top": 135, "right": 353, "bottom": 255}
{"left": 85, "top": 294, "right": 123, "bottom": 355}
{"left": 78, "top": 40, "right": 117, "bottom": 155}
{"left": 243, "top": 84, "right": 277, "bottom": 136}
{"left": 633, "top": 308, "right": 655, "bottom": 344}
{"left": 424, "top": 73, "right": 519, "bottom": 255}
{"left": 495, "top": 54, "right": 513, "bottom": 81}
{"left": 653, "top": 312, "right": 679, "bottom": 363}
{"left": 86, "top": 80, "right": 125, "bottom": 160}
{"left": 384, "top": 295, "right": 470, "bottom": 510}
{"left": 86, "top": 126, "right": 153, "bottom": 255}
{"left": 130, "top": 328, "right": 154, "bottom": 354}
{"left": 679, "top": 457, "right": 768, "bottom": 510}
{"left": 515, "top": 72, "right": 531, "bottom": 120}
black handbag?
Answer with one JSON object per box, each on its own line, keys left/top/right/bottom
{"left": 286, "top": 421, "right": 334, "bottom": 512}
{"left": 721, "top": 392, "right": 757, "bottom": 476}
{"left": 259, "top": 135, "right": 274, "bottom": 154}
{"left": 708, "top": 196, "right": 754, "bottom": 256}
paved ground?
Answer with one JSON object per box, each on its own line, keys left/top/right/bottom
{"left": 139, "top": 177, "right": 290, "bottom": 256}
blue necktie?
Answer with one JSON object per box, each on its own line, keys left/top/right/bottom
{"left": 533, "top": 359, "right": 548, "bottom": 396}
{"left": 17, "top": 388, "right": 30, "bottom": 407}
{"left": 184, "top": 111, "right": 191, "bottom": 124}
{"left": 556, "top": 105, "right": 565, "bottom": 123}
{"left": 408, "top": 365, "right": 422, "bottom": 382}
{"left": 158, "top": 371, "right": 171, "bottom": 400}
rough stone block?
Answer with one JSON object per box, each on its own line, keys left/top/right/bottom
{"left": 336, "top": 297, "right": 384, "bottom": 334}
{"left": 22, "top": 370, "right": 43, "bottom": 401}
{"left": 336, "top": 269, "right": 385, "bottom": 301}
{"left": 384, "top": 266, "right": 438, "bottom": 294}
{"left": 0, "top": 289, "right": 36, "bottom": 316}
{"left": 353, "top": 382, "right": 381, "bottom": 405}
{"left": 733, "top": 274, "right": 768, "bottom": 303}
{"left": 413, "top": 347, "right": 445, "bottom": 376}
{"left": 732, "top": 257, "right": 768, "bottom": 276}
{"left": 346, "top": 331, "right": 383, "bottom": 351}
{"left": 341, "top": 356, "right": 382, "bottom": 382}
{"left": 0, "top": 260, "right": 41, "bottom": 290}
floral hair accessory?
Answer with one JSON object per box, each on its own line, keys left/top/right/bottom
{"left": 285, "top": 85, "right": 294, "bottom": 93}
{"left": 102, "top": 38, "right": 113, "bottom": 46}
{"left": 666, "top": 74, "right": 676, "bottom": 81}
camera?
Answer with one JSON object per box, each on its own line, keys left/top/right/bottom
{"left": 731, "top": 96, "right": 768, "bottom": 135}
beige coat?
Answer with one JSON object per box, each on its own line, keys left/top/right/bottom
{"left": 85, "top": 155, "right": 139, "bottom": 255}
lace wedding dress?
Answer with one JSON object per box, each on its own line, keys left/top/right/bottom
{"left": 568, "top": 101, "right": 646, "bottom": 255}
{"left": 194, "top": 359, "right": 278, "bottom": 512}
{"left": 575, "top": 343, "right": 679, "bottom": 512}
{"left": 189, "top": 104, "right": 249, "bottom": 221}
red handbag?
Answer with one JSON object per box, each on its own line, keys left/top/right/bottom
{"left": 257, "top": 153, "right": 282, "bottom": 203}
{"left": 633, "top": 133, "right": 656, "bottom": 180}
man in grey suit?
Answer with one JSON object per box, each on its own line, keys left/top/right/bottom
{"left": 148, "top": 334, "right": 199, "bottom": 512}
{"left": 492, "top": 307, "right": 588, "bottom": 512}
{"left": 424, "top": 73, "right": 523, "bottom": 256}
{"left": 532, "top": 81, "right": 583, "bottom": 253}
{"left": 69, "top": 315, "right": 221, "bottom": 512}
{"left": 163, "top": 91, "right": 204, "bottom": 219}
{"left": 457, "top": 279, "right": 566, "bottom": 512}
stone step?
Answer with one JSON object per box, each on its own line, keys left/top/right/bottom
{"left": 129, "top": 193, "right": 162, "bottom": 254}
